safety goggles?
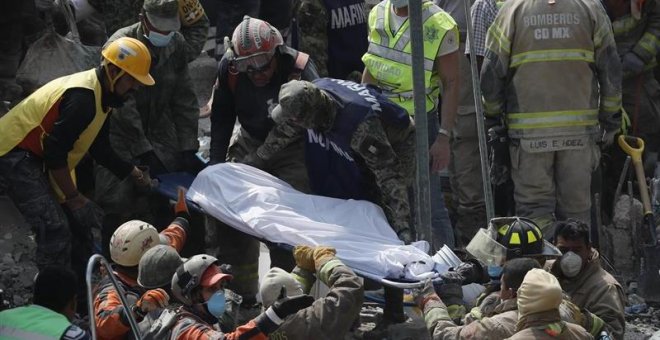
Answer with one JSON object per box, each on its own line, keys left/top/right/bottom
{"left": 231, "top": 51, "right": 274, "bottom": 73}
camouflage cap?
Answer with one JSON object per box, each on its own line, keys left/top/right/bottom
{"left": 271, "top": 80, "right": 327, "bottom": 127}
{"left": 143, "top": 0, "right": 181, "bottom": 32}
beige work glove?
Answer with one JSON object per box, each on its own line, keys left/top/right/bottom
{"left": 312, "top": 246, "right": 337, "bottom": 270}
{"left": 293, "top": 245, "right": 315, "bottom": 272}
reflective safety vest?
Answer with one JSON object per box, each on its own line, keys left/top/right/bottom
{"left": 362, "top": 0, "right": 457, "bottom": 115}
{"left": 0, "top": 69, "right": 109, "bottom": 200}
{"left": 0, "top": 305, "right": 71, "bottom": 340}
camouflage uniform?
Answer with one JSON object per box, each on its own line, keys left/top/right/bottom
{"left": 0, "top": 150, "right": 71, "bottom": 269}
{"left": 95, "top": 10, "right": 199, "bottom": 239}
{"left": 87, "top": 0, "right": 208, "bottom": 61}
{"left": 269, "top": 78, "right": 415, "bottom": 237}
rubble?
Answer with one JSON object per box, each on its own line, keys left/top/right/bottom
{"left": 0, "top": 212, "right": 38, "bottom": 311}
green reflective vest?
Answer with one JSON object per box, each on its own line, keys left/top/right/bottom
{"left": 0, "top": 305, "right": 71, "bottom": 340}
{"left": 362, "top": 0, "right": 457, "bottom": 115}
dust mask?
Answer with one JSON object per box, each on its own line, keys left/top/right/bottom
{"left": 559, "top": 251, "right": 582, "bottom": 278}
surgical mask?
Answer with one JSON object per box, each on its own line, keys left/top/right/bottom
{"left": 205, "top": 290, "right": 226, "bottom": 318}
{"left": 390, "top": 0, "right": 408, "bottom": 8}
{"left": 488, "top": 265, "right": 503, "bottom": 279}
{"left": 559, "top": 251, "right": 583, "bottom": 278}
{"left": 145, "top": 30, "right": 174, "bottom": 47}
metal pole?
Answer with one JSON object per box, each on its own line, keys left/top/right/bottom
{"left": 86, "top": 254, "right": 142, "bottom": 340}
{"left": 409, "top": 0, "right": 432, "bottom": 246}
{"left": 463, "top": 0, "right": 495, "bottom": 222}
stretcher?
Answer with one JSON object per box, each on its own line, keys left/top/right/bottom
{"left": 155, "top": 164, "right": 483, "bottom": 294}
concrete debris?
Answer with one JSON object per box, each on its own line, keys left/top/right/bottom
{"left": 0, "top": 224, "right": 38, "bottom": 311}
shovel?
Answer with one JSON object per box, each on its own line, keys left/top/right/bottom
{"left": 618, "top": 135, "right": 660, "bottom": 302}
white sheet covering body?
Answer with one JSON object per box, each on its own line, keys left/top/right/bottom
{"left": 188, "top": 163, "right": 435, "bottom": 281}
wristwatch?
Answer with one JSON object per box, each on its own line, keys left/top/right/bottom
{"left": 438, "top": 127, "right": 450, "bottom": 138}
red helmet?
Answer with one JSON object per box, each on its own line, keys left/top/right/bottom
{"left": 229, "top": 16, "right": 283, "bottom": 72}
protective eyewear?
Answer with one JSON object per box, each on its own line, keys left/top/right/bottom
{"left": 232, "top": 52, "right": 274, "bottom": 73}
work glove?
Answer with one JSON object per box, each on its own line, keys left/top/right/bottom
{"left": 600, "top": 128, "right": 618, "bottom": 149}
{"left": 65, "top": 194, "right": 104, "bottom": 231}
{"left": 174, "top": 186, "right": 190, "bottom": 221}
{"left": 135, "top": 288, "right": 169, "bottom": 315}
{"left": 254, "top": 293, "right": 315, "bottom": 335}
{"left": 488, "top": 125, "right": 511, "bottom": 186}
{"left": 138, "top": 151, "right": 168, "bottom": 176}
{"left": 293, "top": 245, "right": 316, "bottom": 272}
{"left": 622, "top": 51, "right": 645, "bottom": 78}
{"left": 181, "top": 150, "right": 205, "bottom": 175}
{"left": 243, "top": 152, "right": 266, "bottom": 170}
{"left": 412, "top": 278, "right": 440, "bottom": 309}
{"left": 451, "top": 259, "right": 489, "bottom": 285}
{"left": 436, "top": 271, "right": 465, "bottom": 307}
{"left": 397, "top": 228, "right": 414, "bottom": 244}
{"left": 312, "top": 246, "right": 336, "bottom": 270}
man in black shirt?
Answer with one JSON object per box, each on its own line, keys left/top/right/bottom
{"left": 0, "top": 37, "right": 155, "bottom": 271}
{"left": 208, "top": 16, "right": 318, "bottom": 304}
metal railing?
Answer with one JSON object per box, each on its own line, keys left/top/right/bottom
{"left": 86, "top": 254, "right": 142, "bottom": 340}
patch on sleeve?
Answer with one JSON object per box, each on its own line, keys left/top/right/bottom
{"left": 178, "top": 0, "right": 205, "bottom": 25}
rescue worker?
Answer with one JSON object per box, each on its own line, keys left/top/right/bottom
{"left": 480, "top": 0, "right": 622, "bottom": 234}
{"left": 95, "top": 0, "right": 202, "bottom": 248}
{"left": 362, "top": 0, "right": 459, "bottom": 251}
{"left": 208, "top": 16, "right": 318, "bottom": 304}
{"left": 547, "top": 219, "right": 626, "bottom": 339}
{"left": 257, "top": 245, "right": 364, "bottom": 339}
{"left": 137, "top": 244, "right": 184, "bottom": 294}
{"left": 169, "top": 254, "right": 315, "bottom": 339}
{"left": 457, "top": 217, "right": 608, "bottom": 339}
{"left": 93, "top": 189, "right": 189, "bottom": 340}
{"left": 269, "top": 78, "right": 415, "bottom": 243}
{"left": 267, "top": 77, "right": 414, "bottom": 324}
{"left": 66, "top": 0, "right": 209, "bottom": 61}
{"left": 214, "top": 0, "right": 295, "bottom": 59}
{"left": 294, "top": 0, "right": 368, "bottom": 80}
{"left": 0, "top": 266, "right": 89, "bottom": 340}
{"left": 508, "top": 269, "right": 593, "bottom": 339}
{"left": 413, "top": 257, "right": 540, "bottom": 339}
{"left": 0, "top": 37, "right": 154, "bottom": 271}
{"left": 435, "top": 0, "right": 487, "bottom": 247}
{"left": 604, "top": 0, "right": 660, "bottom": 163}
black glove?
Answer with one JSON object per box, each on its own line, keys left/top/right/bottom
{"left": 68, "top": 199, "right": 105, "bottom": 231}
{"left": 436, "top": 272, "right": 464, "bottom": 306}
{"left": 254, "top": 294, "right": 315, "bottom": 335}
{"left": 488, "top": 125, "right": 511, "bottom": 186}
{"left": 453, "top": 259, "right": 489, "bottom": 285}
{"left": 181, "top": 150, "right": 205, "bottom": 175}
{"left": 138, "top": 151, "right": 168, "bottom": 176}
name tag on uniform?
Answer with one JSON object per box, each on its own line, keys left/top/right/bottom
{"left": 520, "top": 136, "right": 588, "bottom": 153}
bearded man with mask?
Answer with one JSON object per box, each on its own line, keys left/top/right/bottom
{"left": 0, "top": 37, "right": 154, "bottom": 272}
{"left": 547, "top": 219, "right": 626, "bottom": 339}
{"left": 95, "top": 0, "right": 203, "bottom": 245}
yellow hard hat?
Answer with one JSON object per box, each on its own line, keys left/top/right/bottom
{"left": 101, "top": 37, "right": 155, "bottom": 86}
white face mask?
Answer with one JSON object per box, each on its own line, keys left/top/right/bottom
{"left": 145, "top": 30, "right": 174, "bottom": 47}
{"left": 390, "top": 0, "right": 409, "bottom": 9}
{"left": 559, "top": 251, "right": 583, "bottom": 278}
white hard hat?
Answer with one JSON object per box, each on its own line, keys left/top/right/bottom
{"left": 110, "top": 220, "right": 159, "bottom": 267}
